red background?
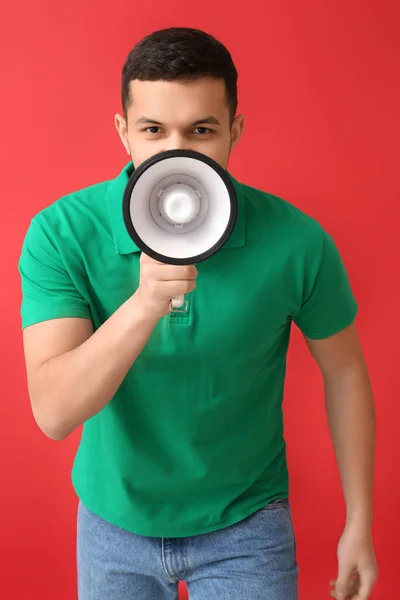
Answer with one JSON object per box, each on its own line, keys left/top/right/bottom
{"left": 1, "top": 1, "right": 398, "bottom": 598}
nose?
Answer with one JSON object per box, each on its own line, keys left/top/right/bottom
{"left": 161, "top": 134, "right": 191, "bottom": 153}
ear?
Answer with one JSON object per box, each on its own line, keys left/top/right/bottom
{"left": 230, "top": 114, "right": 245, "bottom": 149}
{"left": 115, "top": 114, "right": 130, "bottom": 155}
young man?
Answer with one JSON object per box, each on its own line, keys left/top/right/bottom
{"left": 19, "top": 27, "right": 377, "bottom": 600}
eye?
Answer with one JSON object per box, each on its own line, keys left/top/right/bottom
{"left": 144, "top": 126, "right": 161, "bottom": 134}
{"left": 194, "top": 127, "right": 212, "bottom": 135}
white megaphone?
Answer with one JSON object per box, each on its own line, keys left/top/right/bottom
{"left": 122, "top": 149, "right": 238, "bottom": 312}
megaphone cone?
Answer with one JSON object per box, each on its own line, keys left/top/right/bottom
{"left": 123, "top": 149, "right": 238, "bottom": 311}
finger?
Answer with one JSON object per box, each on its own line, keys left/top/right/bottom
{"left": 161, "top": 280, "right": 197, "bottom": 298}
{"left": 153, "top": 264, "right": 198, "bottom": 281}
{"left": 140, "top": 253, "right": 165, "bottom": 265}
{"left": 335, "top": 564, "right": 355, "bottom": 598}
{"left": 329, "top": 592, "right": 351, "bottom": 600}
{"left": 330, "top": 570, "right": 359, "bottom": 589}
{"left": 140, "top": 253, "right": 197, "bottom": 273}
{"left": 330, "top": 572, "right": 358, "bottom": 585}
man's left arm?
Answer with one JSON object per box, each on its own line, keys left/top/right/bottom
{"left": 305, "top": 322, "right": 378, "bottom": 600}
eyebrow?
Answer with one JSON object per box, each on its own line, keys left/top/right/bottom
{"left": 135, "top": 116, "right": 221, "bottom": 126}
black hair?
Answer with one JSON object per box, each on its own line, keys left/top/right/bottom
{"left": 121, "top": 27, "right": 238, "bottom": 124}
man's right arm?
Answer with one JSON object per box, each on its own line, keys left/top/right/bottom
{"left": 22, "top": 254, "right": 198, "bottom": 441}
{"left": 23, "top": 292, "right": 158, "bottom": 440}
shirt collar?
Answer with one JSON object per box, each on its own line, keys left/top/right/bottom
{"left": 107, "top": 161, "right": 246, "bottom": 255}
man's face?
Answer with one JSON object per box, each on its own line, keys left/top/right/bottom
{"left": 115, "top": 77, "right": 244, "bottom": 170}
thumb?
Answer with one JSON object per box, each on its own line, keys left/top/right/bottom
{"left": 335, "top": 563, "right": 354, "bottom": 598}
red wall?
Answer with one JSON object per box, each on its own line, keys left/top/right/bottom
{"left": 2, "top": 1, "right": 398, "bottom": 598}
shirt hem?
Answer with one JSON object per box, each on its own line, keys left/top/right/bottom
{"left": 72, "top": 483, "right": 290, "bottom": 539}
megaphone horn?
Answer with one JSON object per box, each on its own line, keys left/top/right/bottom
{"left": 123, "top": 149, "right": 238, "bottom": 312}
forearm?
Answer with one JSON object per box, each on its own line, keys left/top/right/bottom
{"left": 324, "top": 362, "right": 376, "bottom": 527}
{"left": 37, "top": 293, "right": 158, "bottom": 440}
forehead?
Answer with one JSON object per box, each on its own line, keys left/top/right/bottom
{"left": 128, "top": 78, "right": 229, "bottom": 123}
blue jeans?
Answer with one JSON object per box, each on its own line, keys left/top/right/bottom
{"left": 77, "top": 499, "right": 299, "bottom": 599}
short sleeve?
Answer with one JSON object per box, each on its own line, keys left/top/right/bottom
{"left": 18, "top": 217, "right": 92, "bottom": 329}
{"left": 292, "top": 229, "right": 358, "bottom": 339}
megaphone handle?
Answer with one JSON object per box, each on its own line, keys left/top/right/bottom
{"left": 169, "top": 295, "right": 188, "bottom": 313}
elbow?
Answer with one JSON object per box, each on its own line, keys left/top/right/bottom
{"left": 37, "top": 417, "right": 71, "bottom": 441}
{"left": 31, "top": 401, "right": 72, "bottom": 441}
{"left": 41, "top": 424, "right": 70, "bottom": 441}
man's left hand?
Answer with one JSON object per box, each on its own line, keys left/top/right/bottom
{"left": 329, "top": 522, "right": 378, "bottom": 599}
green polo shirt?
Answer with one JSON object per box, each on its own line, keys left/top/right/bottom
{"left": 18, "top": 161, "right": 357, "bottom": 537}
